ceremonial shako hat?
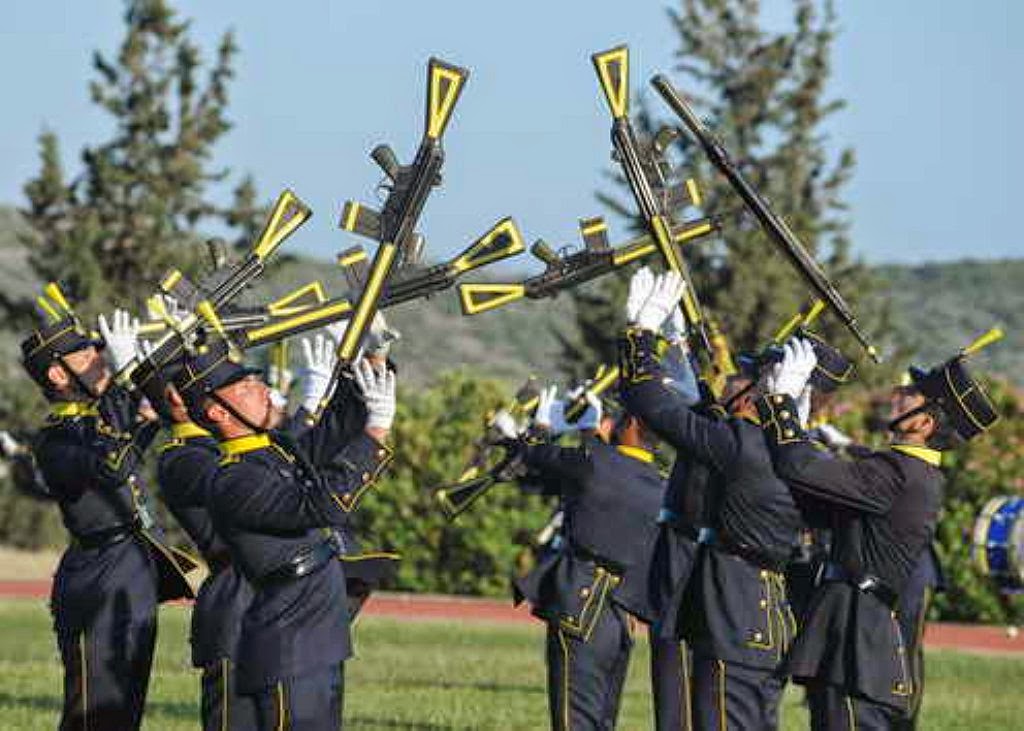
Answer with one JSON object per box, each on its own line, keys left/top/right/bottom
{"left": 172, "top": 337, "right": 261, "bottom": 417}
{"left": 908, "top": 357, "right": 998, "bottom": 441}
{"left": 801, "top": 329, "right": 855, "bottom": 393}
{"left": 21, "top": 283, "right": 104, "bottom": 389}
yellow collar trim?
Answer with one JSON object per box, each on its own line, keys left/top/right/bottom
{"left": 892, "top": 444, "right": 943, "bottom": 467}
{"left": 171, "top": 422, "right": 211, "bottom": 440}
{"left": 50, "top": 402, "right": 99, "bottom": 418}
{"left": 219, "top": 433, "right": 272, "bottom": 457}
{"left": 617, "top": 445, "right": 655, "bottom": 463}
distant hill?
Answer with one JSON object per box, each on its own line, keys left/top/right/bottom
{"left": 0, "top": 205, "right": 1018, "bottom": 385}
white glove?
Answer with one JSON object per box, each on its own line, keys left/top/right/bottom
{"left": 635, "top": 272, "right": 686, "bottom": 332}
{"left": 269, "top": 388, "right": 289, "bottom": 411}
{"left": 626, "top": 267, "right": 656, "bottom": 324}
{"left": 491, "top": 409, "right": 520, "bottom": 440}
{"left": 533, "top": 385, "right": 571, "bottom": 435}
{"left": 815, "top": 423, "right": 853, "bottom": 449}
{"left": 98, "top": 309, "right": 141, "bottom": 371}
{"left": 148, "top": 294, "right": 190, "bottom": 324}
{"left": 662, "top": 306, "right": 688, "bottom": 345}
{"left": 0, "top": 430, "right": 22, "bottom": 457}
{"left": 766, "top": 337, "right": 818, "bottom": 399}
{"left": 796, "top": 384, "right": 813, "bottom": 428}
{"left": 354, "top": 359, "right": 396, "bottom": 431}
{"left": 299, "top": 335, "right": 336, "bottom": 413}
{"left": 575, "top": 392, "right": 603, "bottom": 431}
{"left": 365, "top": 312, "right": 401, "bottom": 358}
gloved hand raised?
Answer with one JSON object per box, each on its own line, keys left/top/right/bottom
{"left": 575, "top": 392, "right": 603, "bottom": 432}
{"left": 815, "top": 422, "right": 854, "bottom": 449}
{"left": 299, "top": 335, "right": 336, "bottom": 413}
{"left": 490, "top": 409, "right": 521, "bottom": 441}
{"left": 662, "top": 306, "right": 688, "bottom": 346}
{"left": 98, "top": 309, "right": 141, "bottom": 372}
{"left": 634, "top": 272, "right": 687, "bottom": 333}
{"left": 354, "top": 359, "right": 396, "bottom": 433}
{"left": 533, "top": 385, "right": 571, "bottom": 435}
{"left": 365, "top": 312, "right": 401, "bottom": 359}
{"left": 626, "top": 267, "right": 656, "bottom": 324}
{"left": 765, "top": 337, "right": 818, "bottom": 400}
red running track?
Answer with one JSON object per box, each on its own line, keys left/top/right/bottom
{"left": 4, "top": 581, "right": 1021, "bottom": 656}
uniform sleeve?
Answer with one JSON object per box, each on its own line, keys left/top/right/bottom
{"left": 619, "top": 328, "right": 739, "bottom": 472}
{"left": 757, "top": 393, "right": 904, "bottom": 515}
{"left": 296, "top": 374, "right": 371, "bottom": 468}
{"left": 518, "top": 441, "right": 594, "bottom": 495}
{"left": 33, "top": 427, "right": 135, "bottom": 499}
{"left": 314, "top": 433, "right": 394, "bottom": 515}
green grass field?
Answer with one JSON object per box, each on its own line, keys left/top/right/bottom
{"left": 0, "top": 600, "right": 1021, "bottom": 729}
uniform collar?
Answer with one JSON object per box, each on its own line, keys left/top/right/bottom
{"left": 891, "top": 444, "right": 943, "bottom": 468}
{"left": 219, "top": 433, "right": 272, "bottom": 458}
{"left": 50, "top": 401, "right": 99, "bottom": 418}
{"left": 617, "top": 445, "right": 654, "bottom": 463}
{"left": 171, "top": 422, "right": 211, "bottom": 440}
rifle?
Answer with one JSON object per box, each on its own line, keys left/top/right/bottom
{"left": 592, "top": 45, "right": 713, "bottom": 356}
{"left": 433, "top": 363, "right": 620, "bottom": 520}
{"left": 239, "top": 218, "right": 524, "bottom": 348}
{"left": 650, "top": 74, "right": 882, "bottom": 363}
{"left": 310, "top": 58, "right": 471, "bottom": 422}
{"left": 457, "top": 212, "right": 719, "bottom": 315}
{"left": 123, "top": 190, "right": 311, "bottom": 395}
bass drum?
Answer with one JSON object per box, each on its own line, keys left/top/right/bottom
{"left": 972, "top": 496, "right": 1024, "bottom": 592}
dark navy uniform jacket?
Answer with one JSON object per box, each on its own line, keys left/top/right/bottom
{"left": 757, "top": 393, "right": 944, "bottom": 712}
{"left": 512, "top": 436, "right": 665, "bottom": 636}
{"left": 619, "top": 328, "right": 802, "bottom": 669}
{"left": 157, "top": 423, "right": 253, "bottom": 669}
{"left": 33, "top": 386, "right": 193, "bottom": 634}
{"left": 207, "top": 388, "right": 392, "bottom": 693}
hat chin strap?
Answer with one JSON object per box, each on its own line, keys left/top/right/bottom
{"left": 55, "top": 357, "right": 101, "bottom": 402}
{"left": 722, "top": 379, "right": 756, "bottom": 414}
{"left": 887, "top": 403, "right": 932, "bottom": 435}
{"left": 210, "top": 392, "right": 269, "bottom": 435}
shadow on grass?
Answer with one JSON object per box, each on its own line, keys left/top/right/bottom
{"left": 359, "top": 676, "right": 544, "bottom": 695}
{"left": 0, "top": 691, "right": 197, "bottom": 720}
{"left": 347, "top": 718, "right": 468, "bottom": 730}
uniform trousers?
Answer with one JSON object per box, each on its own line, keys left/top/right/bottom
{"left": 545, "top": 604, "right": 633, "bottom": 730}
{"left": 806, "top": 681, "right": 898, "bottom": 731}
{"left": 252, "top": 664, "right": 345, "bottom": 731}
{"left": 54, "top": 539, "right": 159, "bottom": 731}
{"left": 690, "top": 654, "right": 784, "bottom": 731}
{"left": 202, "top": 658, "right": 260, "bottom": 731}
{"left": 650, "top": 630, "right": 692, "bottom": 730}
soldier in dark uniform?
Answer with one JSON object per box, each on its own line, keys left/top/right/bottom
{"left": 156, "top": 375, "right": 257, "bottom": 730}
{"left": 754, "top": 338, "right": 999, "bottom": 729}
{"left": 893, "top": 543, "right": 944, "bottom": 731}
{"left": 21, "top": 299, "right": 196, "bottom": 730}
{"left": 500, "top": 386, "right": 665, "bottom": 730}
{"left": 172, "top": 335, "right": 394, "bottom": 730}
{"left": 617, "top": 270, "right": 802, "bottom": 731}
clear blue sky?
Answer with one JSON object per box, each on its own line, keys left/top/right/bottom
{"left": 1, "top": 1, "right": 1020, "bottom": 266}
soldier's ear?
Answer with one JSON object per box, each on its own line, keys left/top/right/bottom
{"left": 46, "top": 363, "right": 69, "bottom": 390}
{"left": 204, "top": 399, "right": 228, "bottom": 427}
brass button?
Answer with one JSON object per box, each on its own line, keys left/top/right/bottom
{"left": 784, "top": 429, "right": 795, "bottom": 438}
{"left": 361, "top": 472, "right": 371, "bottom": 482}
{"left": 897, "top": 646, "right": 905, "bottom": 654}
{"left": 377, "top": 449, "right": 386, "bottom": 458}
{"left": 891, "top": 611, "right": 897, "bottom": 619}
{"left": 759, "top": 599, "right": 768, "bottom": 609}
{"left": 780, "top": 410, "right": 791, "bottom": 420}
{"left": 753, "top": 631, "right": 764, "bottom": 642}
{"left": 760, "top": 570, "right": 769, "bottom": 579}
{"left": 580, "top": 587, "right": 591, "bottom": 598}
{"left": 895, "top": 683, "right": 906, "bottom": 692}
{"left": 774, "top": 395, "right": 785, "bottom": 404}
{"left": 341, "top": 493, "right": 351, "bottom": 504}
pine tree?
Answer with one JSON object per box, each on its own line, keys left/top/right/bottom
{"left": 561, "top": 0, "right": 889, "bottom": 381}
{"left": 3, "top": 0, "right": 260, "bottom": 325}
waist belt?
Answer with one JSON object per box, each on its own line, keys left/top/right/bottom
{"left": 707, "top": 531, "right": 789, "bottom": 572}
{"left": 822, "top": 563, "right": 898, "bottom": 608}
{"left": 258, "top": 541, "right": 336, "bottom": 587}
{"left": 72, "top": 525, "right": 134, "bottom": 551}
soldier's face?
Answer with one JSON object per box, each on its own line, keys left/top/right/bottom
{"left": 890, "top": 387, "right": 926, "bottom": 421}
{"left": 57, "top": 346, "right": 110, "bottom": 393}
{"left": 217, "top": 375, "right": 273, "bottom": 431}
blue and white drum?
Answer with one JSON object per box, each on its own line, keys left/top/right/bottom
{"left": 972, "top": 496, "right": 1024, "bottom": 592}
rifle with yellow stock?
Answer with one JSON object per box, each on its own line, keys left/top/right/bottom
{"left": 309, "top": 58, "right": 471, "bottom": 423}
{"left": 458, "top": 211, "right": 719, "bottom": 316}
{"left": 433, "top": 363, "right": 620, "bottom": 520}
{"left": 592, "top": 45, "right": 713, "bottom": 356}
{"left": 651, "top": 74, "right": 882, "bottom": 363}
{"left": 123, "top": 190, "right": 312, "bottom": 396}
